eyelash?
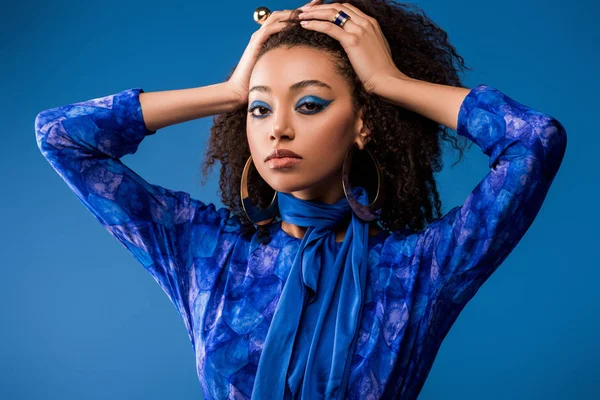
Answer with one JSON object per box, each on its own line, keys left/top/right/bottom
{"left": 247, "top": 101, "right": 325, "bottom": 118}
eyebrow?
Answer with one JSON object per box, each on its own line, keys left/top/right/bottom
{"left": 249, "top": 79, "right": 333, "bottom": 95}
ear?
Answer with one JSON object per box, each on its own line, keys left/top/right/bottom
{"left": 354, "top": 107, "right": 371, "bottom": 150}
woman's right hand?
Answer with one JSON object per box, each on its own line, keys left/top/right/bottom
{"left": 227, "top": 0, "right": 319, "bottom": 105}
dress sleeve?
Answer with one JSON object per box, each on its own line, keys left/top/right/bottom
{"left": 416, "top": 84, "right": 567, "bottom": 309}
{"left": 34, "top": 88, "right": 236, "bottom": 346}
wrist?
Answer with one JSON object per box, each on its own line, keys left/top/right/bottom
{"left": 224, "top": 82, "right": 248, "bottom": 111}
{"left": 372, "top": 72, "right": 416, "bottom": 105}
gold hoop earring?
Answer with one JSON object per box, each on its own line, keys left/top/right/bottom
{"left": 240, "top": 155, "right": 278, "bottom": 226}
{"left": 342, "top": 143, "right": 385, "bottom": 221}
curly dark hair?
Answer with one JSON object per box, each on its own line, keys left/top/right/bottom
{"left": 200, "top": 0, "right": 474, "bottom": 239}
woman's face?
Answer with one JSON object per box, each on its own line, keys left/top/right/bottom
{"left": 246, "top": 46, "right": 369, "bottom": 204}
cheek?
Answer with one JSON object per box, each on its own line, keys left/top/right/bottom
{"left": 314, "top": 110, "right": 355, "bottom": 148}
{"left": 245, "top": 130, "right": 265, "bottom": 174}
{"left": 246, "top": 128, "right": 259, "bottom": 155}
{"left": 304, "top": 133, "right": 352, "bottom": 176}
{"left": 312, "top": 127, "right": 353, "bottom": 157}
{"left": 325, "top": 125, "right": 357, "bottom": 165}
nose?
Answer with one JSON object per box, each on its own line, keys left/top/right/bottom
{"left": 269, "top": 112, "right": 295, "bottom": 141}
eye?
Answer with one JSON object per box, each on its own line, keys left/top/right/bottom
{"left": 297, "top": 101, "right": 324, "bottom": 114}
{"left": 248, "top": 105, "right": 270, "bottom": 118}
{"left": 297, "top": 96, "right": 333, "bottom": 114}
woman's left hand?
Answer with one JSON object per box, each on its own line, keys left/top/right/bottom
{"left": 298, "top": 2, "right": 409, "bottom": 96}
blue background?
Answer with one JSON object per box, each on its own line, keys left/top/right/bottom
{"left": 2, "top": 0, "right": 597, "bottom": 399}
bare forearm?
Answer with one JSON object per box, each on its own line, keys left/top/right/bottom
{"left": 139, "top": 82, "right": 243, "bottom": 132}
{"left": 375, "top": 75, "right": 471, "bottom": 131}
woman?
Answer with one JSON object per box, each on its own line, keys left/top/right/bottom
{"left": 34, "top": 0, "right": 567, "bottom": 399}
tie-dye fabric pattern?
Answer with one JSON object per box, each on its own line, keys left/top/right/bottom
{"left": 35, "top": 84, "right": 566, "bottom": 400}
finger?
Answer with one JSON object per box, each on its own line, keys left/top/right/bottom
{"left": 299, "top": 0, "right": 320, "bottom": 11}
{"left": 304, "top": 0, "right": 319, "bottom": 6}
{"left": 299, "top": 6, "right": 358, "bottom": 22}
{"left": 341, "top": 3, "right": 375, "bottom": 23}
{"left": 262, "top": 9, "right": 296, "bottom": 26}
{"left": 262, "top": 19, "right": 293, "bottom": 35}
{"left": 341, "top": 3, "right": 389, "bottom": 53}
{"left": 299, "top": 4, "right": 366, "bottom": 27}
{"left": 299, "top": 11, "right": 361, "bottom": 36}
{"left": 299, "top": 19, "right": 353, "bottom": 44}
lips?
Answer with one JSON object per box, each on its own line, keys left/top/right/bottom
{"left": 265, "top": 148, "right": 302, "bottom": 162}
{"left": 266, "top": 157, "right": 302, "bottom": 169}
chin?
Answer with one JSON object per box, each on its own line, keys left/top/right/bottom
{"left": 260, "top": 173, "right": 312, "bottom": 194}
{"left": 267, "top": 181, "right": 306, "bottom": 194}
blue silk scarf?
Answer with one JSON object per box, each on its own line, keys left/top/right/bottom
{"left": 251, "top": 186, "right": 370, "bottom": 400}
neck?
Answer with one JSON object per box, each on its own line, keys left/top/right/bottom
{"left": 287, "top": 170, "right": 345, "bottom": 204}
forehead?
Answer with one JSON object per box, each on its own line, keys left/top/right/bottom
{"left": 250, "top": 46, "right": 347, "bottom": 93}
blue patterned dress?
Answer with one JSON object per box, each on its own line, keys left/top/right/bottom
{"left": 35, "top": 84, "right": 567, "bottom": 399}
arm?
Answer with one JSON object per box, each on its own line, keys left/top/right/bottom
{"left": 382, "top": 84, "right": 566, "bottom": 397}
{"left": 139, "top": 81, "right": 243, "bottom": 132}
{"left": 389, "top": 84, "right": 567, "bottom": 393}
{"left": 417, "top": 83, "right": 567, "bottom": 308}
{"left": 377, "top": 78, "right": 566, "bottom": 298}
{"left": 373, "top": 74, "right": 471, "bottom": 131}
{"left": 35, "top": 84, "right": 243, "bottom": 346}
